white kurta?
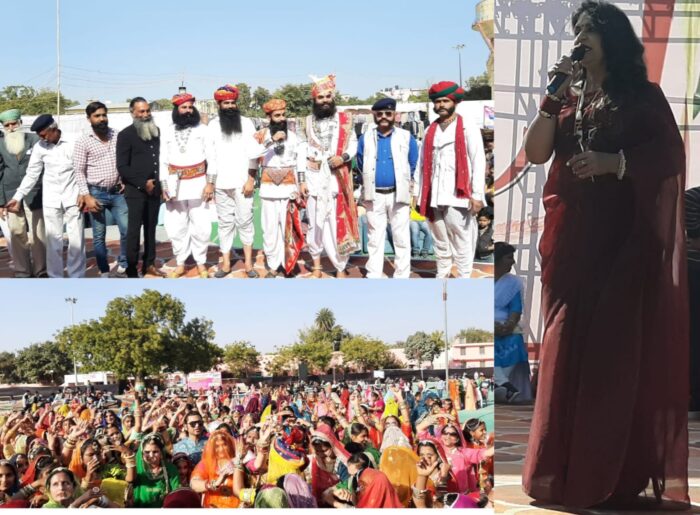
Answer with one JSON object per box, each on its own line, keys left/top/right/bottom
{"left": 13, "top": 136, "right": 85, "bottom": 278}
{"left": 207, "top": 118, "right": 263, "bottom": 253}
{"left": 258, "top": 129, "right": 306, "bottom": 270}
{"left": 304, "top": 114, "right": 358, "bottom": 271}
{"left": 159, "top": 123, "right": 216, "bottom": 265}
{"left": 415, "top": 117, "right": 486, "bottom": 278}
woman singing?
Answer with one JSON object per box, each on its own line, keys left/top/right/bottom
{"left": 521, "top": 0, "right": 688, "bottom": 509}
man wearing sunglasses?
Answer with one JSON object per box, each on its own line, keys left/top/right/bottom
{"left": 172, "top": 411, "right": 208, "bottom": 465}
{"left": 357, "top": 98, "right": 418, "bottom": 278}
{"left": 0, "top": 108, "right": 47, "bottom": 277}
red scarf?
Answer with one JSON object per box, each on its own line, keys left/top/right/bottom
{"left": 419, "top": 114, "right": 471, "bottom": 220}
{"left": 333, "top": 112, "right": 360, "bottom": 255}
{"left": 284, "top": 196, "right": 305, "bottom": 275}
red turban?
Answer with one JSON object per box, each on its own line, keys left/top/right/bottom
{"left": 311, "top": 74, "right": 336, "bottom": 98}
{"left": 263, "top": 98, "right": 287, "bottom": 114}
{"left": 428, "top": 81, "right": 464, "bottom": 102}
{"left": 214, "top": 84, "right": 239, "bottom": 102}
{"left": 172, "top": 93, "right": 195, "bottom": 106}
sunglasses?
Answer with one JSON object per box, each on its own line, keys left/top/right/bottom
{"left": 374, "top": 111, "right": 395, "bottom": 118}
{"left": 188, "top": 420, "right": 203, "bottom": 427}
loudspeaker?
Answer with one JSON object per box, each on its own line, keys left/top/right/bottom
{"left": 298, "top": 363, "right": 308, "bottom": 380}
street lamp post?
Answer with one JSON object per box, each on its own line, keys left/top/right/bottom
{"left": 443, "top": 280, "right": 449, "bottom": 387}
{"left": 65, "top": 298, "right": 78, "bottom": 387}
{"left": 453, "top": 44, "right": 465, "bottom": 87}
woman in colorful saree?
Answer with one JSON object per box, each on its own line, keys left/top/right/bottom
{"left": 131, "top": 433, "right": 180, "bottom": 508}
{"left": 345, "top": 452, "right": 402, "bottom": 508}
{"left": 190, "top": 429, "right": 242, "bottom": 508}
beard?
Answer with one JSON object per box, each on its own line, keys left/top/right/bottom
{"left": 133, "top": 117, "right": 160, "bottom": 141}
{"left": 4, "top": 130, "right": 26, "bottom": 155}
{"left": 312, "top": 100, "right": 337, "bottom": 120}
{"left": 434, "top": 105, "right": 456, "bottom": 119}
{"left": 172, "top": 107, "right": 201, "bottom": 129}
{"left": 218, "top": 107, "right": 242, "bottom": 136}
{"left": 268, "top": 120, "right": 287, "bottom": 136}
{"left": 92, "top": 121, "right": 110, "bottom": 136}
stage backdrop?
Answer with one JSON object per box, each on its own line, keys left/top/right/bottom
{"left": 494, "top": 0, "right": 700, "bottom": 354}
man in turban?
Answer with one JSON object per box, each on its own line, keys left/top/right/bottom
{"left": 0, "top": 108, "right": 47, "bottom": 277}
{"left": 304, "top": 74, "right": 359, "bottom": 278}
{"left": 414, "top": 81, "right": 485, "bottom": 278}
{"left": 159, "top": 92, "right": 216, "bottom": 278}
{"left": 356, "top": 98, "right": 418, "bottom": 278}
{"left": 6, "top": 114, "right": 85, "bottom": 277}
{"left": 256, "top": 98, "right": 307, "bottom": 277}
{"left": 206, "top": 84, "right": 263, "bottom": 278}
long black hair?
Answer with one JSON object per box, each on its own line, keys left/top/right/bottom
{"left": 572, "top": 1, "right": 648, "bottom": 106}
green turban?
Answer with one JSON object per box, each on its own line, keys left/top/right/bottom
{"left": 0, "top": 109, "right": 21, "bottom": 124}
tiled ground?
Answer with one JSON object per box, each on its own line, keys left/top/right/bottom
{"left": 495, "top": 404, "right": 700, "bottom": 514}
{"left": 0, "top": 228, "right": 494, "bottom": 279}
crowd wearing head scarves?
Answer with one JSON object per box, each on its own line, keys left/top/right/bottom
{"left": 0, "top": 377, "right": 494, "bottom": 508}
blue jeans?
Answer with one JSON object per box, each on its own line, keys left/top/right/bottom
{"left": 410, "top": 220, "right": 433, "bottom": 254}
{"left": 88, "top": 185, "right": 128, "bottom": 273}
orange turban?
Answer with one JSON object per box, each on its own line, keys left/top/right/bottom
{"left": 263, "top": 98, "right": 286, "bottom": 114}
{"left": 311, "top": 74, "right": 336, "bottom": 98}
{"left": 172, "top": 93, "right": 195, "bottom": 106}
{"left": 214, "top": 84, "right": 239, "bottom": 102}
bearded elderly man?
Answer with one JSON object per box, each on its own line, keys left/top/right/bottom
{"left": 304, "top": 74, "right": 360, "bottom": 278}
{"left": 415, "top": 81, "right": 486, "bottom": 278}
{"left": 256, "top": 98, "right": 307, "bottom": 277}
{"left": 0, "top": 109, "right": 47, "bottom": 277}
{"left": 117, "top": 97, "right": 165, "bottom": 278}
{"left": 160, "top": 92, "right": 216, "bottom": 278}
{"left": 206, "top": 84, "right": 263, "bottom": 278}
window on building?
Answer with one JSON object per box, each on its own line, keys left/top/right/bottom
{"left": 479, "top": 346, "right": 485, "bottom": 355}
{"left": 460, "top": 348, "right": 466, "bottom": 356}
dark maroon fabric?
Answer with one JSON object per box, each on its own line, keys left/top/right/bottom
{"left": 522, "top": 82, "right": 689, "bottom": 509}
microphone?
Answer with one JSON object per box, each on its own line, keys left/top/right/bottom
{"left": 546, "top": 46, "right": 586, "bottom": 96}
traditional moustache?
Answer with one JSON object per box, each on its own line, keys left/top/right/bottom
{"left": 172, "top": 107, "right": 201, "bottom": 129}
{"left": 313, "top": 100, "right": 337, "bottom": 120}
{"left": 133, "top": 117, "right": 160, "bottom": 141}
{"left": 218, "top": 107, "right": 242, "bottom": 136}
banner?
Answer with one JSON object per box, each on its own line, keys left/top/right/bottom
{"left": 187, "top": 371, "right": 222, "bottom": 390}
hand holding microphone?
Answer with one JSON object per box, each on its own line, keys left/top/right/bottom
{"left": 546, "top": 46, "right": 586, "bottom": 97}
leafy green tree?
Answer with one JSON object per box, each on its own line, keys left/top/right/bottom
{"left": 150, "top": 98, "right": 173, "bottom": 111}
{"left": 407, "top": 90, "right": 429, "bottom": 103}
{"left": 15, "top": 342, "right": 72, "bottom": 384}
{"left": 0, "top": 85, "right": 78, "bottom": 115}
{"left": 55, "top": 290, "right": 220, "bottom": 383}
{"left": 404, "top": 331, "right": 442, "bottom": 365}
{"left": 223, "top": 341, "right": 260, "bottom": 377}
{"left": 463, "top": 72, "right": 491, "bottom": 100}
{"left": 0, "top": 352, "right": 21, "bottom": 384}
{"left": 457, "top": 328, "right": 493, "bottom": 342}
{"left": 272, "top": 83, "right": 313, "bottom": 117}
{"left": 251, "top": 87, "right": 272, "bottom": 116}
{"left": 340, "top": 336, "right": 393, "bottom": 372}
{"left": 235, "top": 82, "right": 253, "bottom": 115}
{"left": 315, "top": 308, "right": 336, "bottom": 333}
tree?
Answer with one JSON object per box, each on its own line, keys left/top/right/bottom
{"left": 235, "top": 82, "right": 253, "bottom": 115}
{"left": 150, "top": 98, "right": 174, "bottom": 111}
{"left": 462, "top": 72, "right": 491, "bottom": 100}
{"left": 252, "top": 87, "right": 271, "bottom": 115}
{"left": 0, "top": 352, "right": 20, "bottom": 384}
{"left": 407, "top": 90, "right": 430, "bottom": 103}
{"left": 457, "top": 328, "right": 493, "bottom": 342}
{"left": 55, "top": 290, "right": 220, "bottom": 383}
{"left": 340, "top": 336, "right": 393, "bottom": 372}
{"left": 223, "top": 341, "right": 260, "bottom": 377}
{"left": 404, "top": 331, "right": 442, "bottom": 365}
{"left": 15, "top": 342, "right": 72, "bottom": 384}
{"left": 315, "top": 308, "right": 336, "bottom": 333}
{"left": 0, "top": 85, "right": 78, "bottom": 115}
{"left": 272, "top": 83, "right": 313, "bottom": 117}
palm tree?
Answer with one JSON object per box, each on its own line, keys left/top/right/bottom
{"left": 315, "top": 308, "right": 336, "bottom": 334}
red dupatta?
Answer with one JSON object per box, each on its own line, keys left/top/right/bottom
{"left": 356, "top": 468, "right": 403, "bottom": 508}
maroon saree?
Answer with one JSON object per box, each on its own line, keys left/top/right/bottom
{"left": 522, "top": 82, "right": 689, "bottom": 508}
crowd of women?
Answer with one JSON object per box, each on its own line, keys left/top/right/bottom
{"left": 0, "top": 379, "right": 494, "bottom": 508}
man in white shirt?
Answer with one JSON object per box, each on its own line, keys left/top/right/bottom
{"left": 207, "top": 85, "right": 262, "bottom": 278}
{"left": 256, "top": 98, "right": 307, "bottom": 277}
{"left": 415, "top": 81, "right": 486, "bottom": 278}
{"left": 6, "top": 114, "right": 86, "bottom": 278}
{"left": 304, "top": 74, "right": 360, "bottom": 278}
{"left": 160, "top": 93, "right": 216, "bottom": 278}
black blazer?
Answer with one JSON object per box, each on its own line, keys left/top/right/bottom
{"left": 116, "top": 124, "right": 161, "bottom": 199}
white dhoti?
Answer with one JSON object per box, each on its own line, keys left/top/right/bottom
{"left": 306, "top": 195, "right": 348, "bottom": 273}
{"left": 364, "top": 192, "right": 410, "bottom": 279}
{"left": 215, "top": 188, "right": 254, "bottom": 252}
{"left": 44, "top": 205, "right": 85, "bottom": 278}
{"left": 429, "top": 206, "right": 477, "bottom": 278}
{"left": 164, "top": 199, "right": 211, "bottom": 265}
{"left": 7, "top": 204, "right": 47, "bottom": 277}
{"left": 261, "top": 197, "right": 289, "bottom": 271}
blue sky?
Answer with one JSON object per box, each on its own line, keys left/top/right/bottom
{"left": 0, "top": 280, "right": 492, "bottom": 353}
{"left": 2, "top": 1, "right": 487, "bottom": 104}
